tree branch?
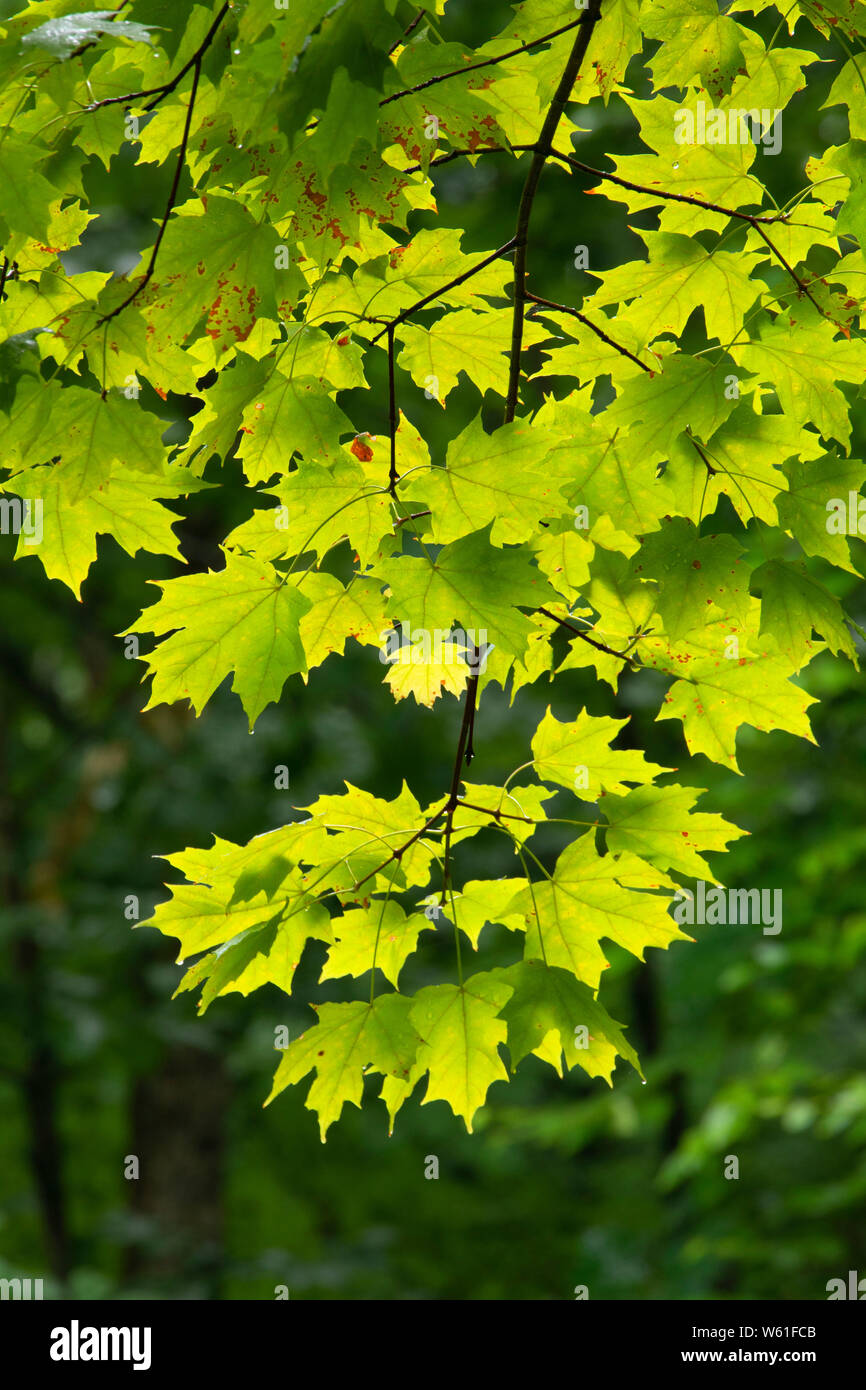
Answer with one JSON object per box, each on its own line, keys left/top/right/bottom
{"left": 381, "top": 18, "right": 585, "bottom": 107}
{"left": 749, "top": 219, "right": 826, "bottom": 318}
{"left": 387, "top": 323, "right": 399, "bottom": 497}
{"left": 538, "top": 606, "right": 641, "bottom": 668}
{"left": 504, "top": 0, "right": 603, "bottom": 424}
{"left": 549, "top": 146, "right": 833, "bottom": 321}
{"left": 96, "top": 56, "right": 202, "bottom": 329}
{"left": 369, "top": 236, "right": 517, "bottom": 344}
{"left": 84, "top": 2, "right": 229, "bottom": 112}
{"left": 388, "top": 7, "right": 426, "bottom": 57}
{"left": 351, "top": 807, "right": 448, "bottom": 896}
{"left": 400, "top": 144, "right": 517, "bottom": 176}
{"left": 440, "top": 670, "right": 480, "bottom": 904}
{"left": 526, "top": 290, "right": 653, "bottom": 373}
{"left": 548, "top": 148, "right": 789, "bottom": 225}
{"left": 349, "top": 647, "right": 482, "bottom": 905}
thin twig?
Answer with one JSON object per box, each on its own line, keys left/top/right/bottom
{"left": 96, "top": 56, "right": 202, "bottom": 327}
{"left": 440, "top": 671, "right": 480, "bottom": 904}
{"left": 388, "top": 7, "right": 425, "bottom": 57}
{"left": 549, "top": 146, "right": 831, "bottom": 321}
{"left": 351, "top": 807, "right": 448, "bottom": 895}
{"left": 526, "top": 291, "right": 652, "bottom": 373}
{"left": 387, "top": 324, "right": 399, "bottom": 496}
{"left": 549, "top": 148, "right": 789, "bottom": 225}
{"left": 538, "top": 606, "right": 641, "bottom": 668}
{"left": 369, "top": 236, "right": 517, "bottom": 344}
{"left": 400, "top": 144, "right": 516, "bottom": 176}
{"left": 84, "top": 2, "right": 228, "bottom": 112}
{"left": 381, "top": 18, "right": 584, "bottom": 107}
{"left": 749, "top": 219, "right": 826, "bottom": 317}
{"left": 504, "top": 1, "right": 603, "bottom": 423}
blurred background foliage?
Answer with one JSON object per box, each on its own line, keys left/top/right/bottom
{"left": 1, "top": 0, "right": 865, "bottom": 1300}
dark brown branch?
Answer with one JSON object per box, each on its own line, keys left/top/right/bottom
{"left": 351, "top": 807, "right": 448, "bottom": 895}
{"left": 538, "top": 606, "right": 641, "bottom": 668}
{"left": 464, "top": 655, "right": 478, "bottom": 764}
{"left": 440, "top": 671, "right": 481, "bottom": 904}
{"left": 549, "top": 146, "right": 833, "bottom": 322}
{"left": 400, "top": 144, "right": 517, "bottom": 176}
{"left": 526, "top": 291, "right": 653, "bottom": 373}
{"left": 369, "top": 236, "right": 517, "bottom": 344}
{"left": 381, "top": 18, "right": 584, "bottom": 108}
{"left": 504, "top": 1, "right": 603, "bottom": 423}
{"left": 349, "top": 646, "right": 482, "bottom": 905}
{"left": 84, "top": 2, "right": 228, "bottom": 112}
{"left": 96, "top": 57, "right": 202, "bottom": 328}
{"left": 387, "top": 324, "right": 399, "bottom": 496}
{"left": 392, "top": 509, "right": 432, "bottom": 528}
{"left": 749, "top": 219, "right": 826, "bottom": 318}
{"left": 549, "top": 148, "right": 789, "bottom": 225}
{"left": 388, "top": 7, "right": 425, "bottom": 57}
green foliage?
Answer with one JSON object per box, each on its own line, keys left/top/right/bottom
{"left": 2, "top": 0, "right": 865, "bottom": 1141}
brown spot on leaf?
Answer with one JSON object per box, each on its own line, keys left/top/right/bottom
{"left": 351, "top": 436, "right": 374, "bottom": 462}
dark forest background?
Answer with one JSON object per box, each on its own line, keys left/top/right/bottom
{"left": 1, "top": 0, "right": 865, "bottom": 1299}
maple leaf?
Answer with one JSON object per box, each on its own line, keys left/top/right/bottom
{"left": 506, "top": 837, "right": 685, "bottom": 990}
{"left": 410, "top": 415, "right": 573, "bottom": 544}
{"left": 321, "top": 901, "right": 433, "bottom": 989}
{"left": 655, "top": 630, "right": 819, "bottom": 772}
{"left": 126, "top": 553, "right": 312, "bottom": 726}
{"left": 492, "top": 960, "right": 642, "bottom": 1082}
{"left": 409, "top": 974, "right": 513, "bottom": 1133}
{"left": 378, "top": 524, "right": 556, "bottom": 663}
{"left": 266, "top": 996, "right": 423, "bottom": 1141}
{"left": 602, "top": 784, "right": 748, "bottom": 882}
{"left": 638, "top": 518, "right": 752, "bottom": 640}
{"left": 531, "top": 707, "right": 671, "bottom": 797}
{"left": 733, "top": 305, "right": 866, "bottom": 448}
{"left": 753, "top": 559, "right": 858, "bottom": 669}
{"left": 642, "top": 0, "right": 746, "bottom": 99}
{"left": 140, "top": 196, "right": 279, "bottom": 353}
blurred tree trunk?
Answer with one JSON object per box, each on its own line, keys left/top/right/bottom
{"left": 0, "top": 714, "right": 71, "bottom": 1285}
{"left": 124, "top": 1044, "right": 230, "bottom": 1297}
{"left": 11, "top": 930, "right": 71, "bottom": 1282}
